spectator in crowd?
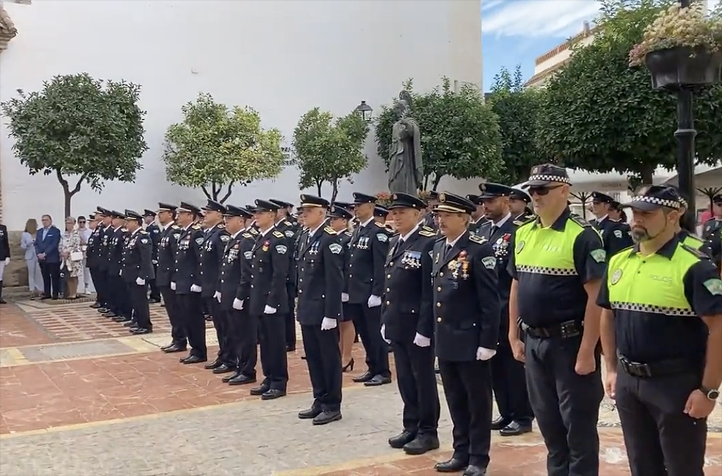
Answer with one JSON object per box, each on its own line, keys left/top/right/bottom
{"left": 59, "top": 216, "right": 83, "bottom": 299}
{"left": 20, "top": 218, "right": 44, "bottom": 298}
{"left": 35, "top": 214, "right": 62, "bottom": 300}
{"left": 77, "top": 215, "right": 93, "bottom": 294}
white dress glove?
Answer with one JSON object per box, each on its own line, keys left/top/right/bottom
{"left": 321, "top": 317, "right": 337, "bottom": 330}
{"left": 4, "top": 257, "right": 9, "bottom": 265}
{"left": 476, "top": 347, "right": 497, "bottom": 361}
{"left": 135, "top": 277, "right": 145, "bottom": 286}
{"left": 413, "top": 333, "right": 431, "bottom": 348}
{"left": 341, "top": 292, "right": 349, "bottom": 303}
{"left": 214, "top": 291, "right": 222, "bottom": 303}
{"left": 380, "top": 324, "right": 391, "bottom": 344}
{"left": 232, "top": 298, "right": 244, "bottom": 310}
{"left": 119, "top": 270, "right": 122, "bottom": 276}
{"left": 190, "top": 284, "right": 202, "bottom": 293}
{"left": 170, "top": 282, "right": 176, "bottom": 290}
{"left": 263, "top": 305, "right": 277, "bottom": 314}
{"left": 367, "top": 295, "right": 382, "bottom": 308}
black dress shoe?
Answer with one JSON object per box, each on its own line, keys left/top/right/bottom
{"left": 364, "top": 374, "right": 392, "bottom": 387}
{"left": 228, "top": 374, "right": 256, "bottom": 385}
{"left": 160, "top": 342, "right": 174, "bottom": 351}
{"left": 163, "top": 344, "right": 187, "bottom": 354}
{"left": 90, "top": 302, "right": 101, "bottom": 309}
{"left": 250, "top": 384, "right": 269, "bottom": 396}
{"left": 131, "top": 327, "right": 152, "bottom": 335}
{"left": 490, "top": 416, "right": 510, "bottom": 431}
{"left": 352, "top": 371, "right": 374, "bottom": 383}
{"left": 499, "top": 421, "right": 532, "bottom": 437}
{"left": 102, "top": 312, "right": 117, "bottom": 318}
{"left": 434, "top": 457, "right": 468, "bottom": 473}
{"left": 212, "top": 364, "right": 234, "bottom": 374}
{"left": 313, "top": 410, "right": 342, "bottom": 425}
{"left": 463, "top": 465, "right": 486, "bottom": 476}
{"left": 261, "top": 389, "right": 286, "bottom": 400}
{"left": 388, "top": 430, "right": 416, "bottom": 449}
{"left": 97, "top": 307, "right": 108, "bottom": 313}
{"left": 122, "top": 320, "right": 136, "bottom": 327}
{"left": 204, "top": 359, "right": 222, "bottom": 370}
{"left": 181, "top": 355, "right": 207, "bottom": 364}
{"left": 222, "top": 371, "right": 241, "bottom": 383}
{"left": 298, "top": 406, "right": 322, "bottom": 420}
{"left": 403, "top": 435, "right": 439, "bottom": 455}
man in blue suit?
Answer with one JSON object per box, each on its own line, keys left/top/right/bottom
{"left": 35, "top": 214, "right": 62, "bottom": 300}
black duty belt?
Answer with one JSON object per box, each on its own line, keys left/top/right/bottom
{"left": 618, "top": 355, "right": 690, "bottom": 378}
{"left": 521, "top": 319, "right": 582, "bottom": 339}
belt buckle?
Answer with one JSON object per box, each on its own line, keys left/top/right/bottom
{"left": 635, "top": 363, "right": 652, "bottom": 378}
{"left": 559, "top": 322, "right": 576, "bottom": 338}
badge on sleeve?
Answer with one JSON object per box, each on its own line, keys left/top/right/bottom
{"left": 614, "top": 230, "right": 622, "bottom": 238}
{"left": 703, "top": 278, "right": 722, "bottom": 296}
{"left": 243, "top": 251, "right": 252, "bottom": 260}
{"left": 195, "top": 237, "right": 204, "bottom": 245}
{"left": 285, "top": 230, "right": 294, "bottom": 238}
{"left": 481, "top": 256, "right": 497, "bottom": 269}
{"left": 329, "top": 243, "right": 343, "bottom": 255}
{"left": 275, "top": 244, "right": 288, "bottom": 254}
{"left": 376, "top": 233, "right": 389, "bottom": 243}
{"left": 221, "top": 235, "right": 231, "bottom": 242}
{"left": 140, "top": 238, "right": 149, "bottom": 244}
{"left": 590, "top": 249, "right": 606, "bottom": 263}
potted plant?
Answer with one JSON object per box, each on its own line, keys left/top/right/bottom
{"left": 629, "top": 3, "right": 722, "bottom": 90}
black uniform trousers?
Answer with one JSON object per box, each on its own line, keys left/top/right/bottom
{"left": 90, "top": 267, "right": 105, "bottom": 305}
{"left": 615, "top": 367, "right": 706, "bottom": 476}
{"left": 109, "top": 273, "right": 131, "bottom": 318}
{"left": 39, "top": 261, "right": 61, "bottom": 298}
{"left": 285, "top": 283, "right": 297, "bottom": 348}
{"left": 525, "top": 333, "right": 603, "bottom": 476}
{"left": 148, "top": 265, "right": 160, "bottom": 301}
{"left": 177, "top": 292, "right": 207, "bottom": 359}
{"left": 257, "top": 313, "right": 288, "bottom": 391}
{"left": 226, "top": 308, "right": 257, "bottom": 378}
{"left": 129, "top": 283, "right": 152, "bottom": 329}
{"left": 301, "top": 324, "right": 342, "bottom": 411}
{"left": 438, "top": 359, "right": 493, "bottom": 468}
{"left": 159, "top": 286, "right": 186, "bottom": 346}
{"left": 392, "top": 339, "right": 440, "bottom": 436}
{"left": 491, "top": 340, "right": 534, "bottom": 424}
{"left": 346, "top": 303, "right": 390, "bottom": 377}
{"left": 205, "top": 297, "right": 232, "bottom": 365}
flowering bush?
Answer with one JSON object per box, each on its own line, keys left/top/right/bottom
{"left": 629, "top": 3, "right": 722, "bottom": 66}
{"left": 375, "top": 191, "right": 392, "bottom": 207}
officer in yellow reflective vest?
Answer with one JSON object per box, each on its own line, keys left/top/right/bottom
{"left": 508, "top": 164, "right": 606, "bottom": 476}
{"left": 598, "top": 185, "right": 722, "bottom": 476}
{"left": 670, "top": 192, "right": 712, "bottom": 255}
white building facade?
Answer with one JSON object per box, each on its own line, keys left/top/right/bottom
{"left": 0, "top": 0, "right": 484, "bottom": 231}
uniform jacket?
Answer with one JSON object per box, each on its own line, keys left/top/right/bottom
{"left": 156, "top": 222, "right": 181, "bottom": 287}
{"left": 146, "top": 223, "right": 161, "bottom": 264}
{"left": 0, "top": 224, "right": 10, "bottom": 261}
{"left": 432, "top": 231, "right": 500, "bottom": 362}
{"left": 296, "top": 222, "right": 344, "bottom": 325}
{"left": 199, "top": 223, "right": 230, "bottom": 298}
{"left": 218, "top": 230, "right": 248, "bottom": 310}
{"left": 290, "top": 226, "right": 309, "bottom": 291}
{"left": 275, "top": 218, "right": 299, "bottom": 292}
{"left": 34, "top": 226, "right": 61, "bottom": 264}
{"left": 468, "top": 217, "right": 488, "bottom": 235}
{"left": 347, "top": 219, "right": 392, "bottom": 303}
{"left": 97, "top": 225, "right": 114, "bottom": 271}
{"left": 593, "top": 216, "right": 633, "bottom": 257}
{"left": 121, "top": 229, "right": 155, "bottom": 283}
{"left": 234, "top": 228, "right": 258, "bottom": 303}
{"left": 174, "top": 224, "right": 204, "bottom": 295}
{"left": 248, "top": 227, "right": 289, "bottom": 315}
{"left": 381, "top": 227, "right": 436, "bottom": 343}
{"left": 107, "top": 227, "right": 128, "bottom": 276}
{"left": 85, "top": 225, "right": 103, "bottom": 268}
{"left": 339, "top": 230, "right": 352, "bottom": 294}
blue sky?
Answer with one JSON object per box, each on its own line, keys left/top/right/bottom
{"left": 480, "top": 0, "right": 721, "bottom": 91}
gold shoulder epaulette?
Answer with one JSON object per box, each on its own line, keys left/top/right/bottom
{"left": 140, "top": 230, "right": 149, "bottom": 234}
{"left": 192, "top": 224, "right": 202, "bottom": 230}
{"left": 324, "top": 226, "right": 337, "bottom": 235}
{"left": 344, "top": 230, "right": 352, "bottom": 237}
{"left": 249, "top": 228, "right": 259, "bottom": 235}
{"left": 242, "top": 232, "right": 253, "bottom": 239}
{"left": 419, "top": 229, "right": 436, "bottom": 237}
{"left": 171, "top": 224, "right": 180, "bottom": 230}
{"left": 284, "top": 220, "right": 292, "bottom": 227}
{"left": 569, "top": 214, "right": 592, "bottom": 228}
{"left": 469, "top": 234, "right": 487, "bottom": 244}
{"left": 681, "top": 243, "right": 709, "bottom": 259}
{"left": 375, "top": 222, "right": 385, "bottom": 228}
{"left": 272, "top": 230, "right": 285, "bottom": 238}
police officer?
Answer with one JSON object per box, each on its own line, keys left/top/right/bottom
{"left": 381, "top": 193, "right": 440, "bottom": 455}
{"left": 95, "top": 208, "right": 114, "bottom": 315}
{"left": 466, "top": 194, "right": 488, "bottom": 234}
{"left": 327, "top": 206, "right": 356, "bottom": 371}
{"left": 143, "top": 210, "right": 162, "bottom": 303}
{"left": 248, "top": 199, "right": 290, "bottom": 400}
{"left": 88, "top": 208, "right": 108, "bottom": 310}
{"left": 476, "top": 183, "right": 534, "bottom": 437}
{"left": 220, "top": 206, "right": 258, "bottom": 385}
{"left": 0, "top": 221, "right": 9, "bottom": 304}
{"left": 374, "top": 204, "right": 389, "bottom": 225}
{"left": 347, "top": 192, "right": 393, "bottom": 386}
{"left": 509, "top": 189, "right": 534, "bottom": 221}
{"left": 508, "top": 164, "right": 605, "bottom": 476}
{"left": 198, "top": 200, "right": 233, "bottom": 373}
{"left": 598, "top": 185, "right": 722, "bottom": 476}
{"left": 590, "top": 191, "right": 633, "bottom": 257}
{"left": 703, "top": 194, "right": 722, "bottom": 269}
{"left": 156, "top": 203, "right": 186, "bottom": 353}
{"left": 106, "top": 211, "right": 132, "bottom": 322}
{"left": 121, "top": 210, "right": 154, "bottom": 334}
{"left": 270, "top": 198, "right": 299, "bottom": 353}
{"left": 422, "top": 191, "right": 440, "bottom": 231}
{"left": 430, "top": 192, "right": 500, "bottom": 476}
{"left": 673, "top": 196, "right": 713, "bottom": 255}
{"left": 172, "top": 202, "right": 207, "bottom": 364}
{"left": 295, "top": 195, "right": 344, "bottom": 425}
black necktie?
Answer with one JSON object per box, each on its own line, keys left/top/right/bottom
{"left": 491, "top": 225, "right": 499, "bottom": 237}
{"left": 444, "top": 243, "right": 453, "bottom": 259}
{"left": 392, "top": 239, "right": 404, "bottom": 256}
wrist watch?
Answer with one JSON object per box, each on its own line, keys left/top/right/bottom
{"left": 700, "top": 386, "right": 720, "bottom": 400}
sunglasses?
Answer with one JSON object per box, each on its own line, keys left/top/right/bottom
{"left": 528, "top": 184, "right": 564, "bottom": 196}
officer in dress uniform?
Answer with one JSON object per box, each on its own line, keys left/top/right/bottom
{"left": 347, "top": 192, "right": 394, "bottom": 387}
{"left": 476, "top": 183, "right": 534, "bottom": 437}
{"left": 248, "top": 199, "right": 290, "bottom": 400}
{"left": 143, "top": 210, "right": 162, "bottom": 303}
{"left": 173, "top": 202, "right": 207, "bottom": 364}
{"left": 294, "top": 195, "right": 345, "bottom": 425}
{"left": 430, "top": 192, "right": 500, "bottom": 476}
{"left": 88, "top": 208, "right": 108, "bottom": 310}
{"left": 374, "top": 205, "right": 389, "bottom": 225}
{"left": 328, "top": 206, "right": 356, "bottom": 371}
{"left": 156, "top": 203, "right": 186, "bottom": 353}
{"left": 381, "top": 193, "right": 441, "bottom": 455}
{"left": 509, "top": 189, "right": 534, "bottom": 221}
{"left": 508, "top": 165, "right": 605, "bottom": 476}
{"left": 121, "top": 210, "right": 154, "bottom": 334}
{"left": 0, "top": 221, "right": 9, "bottom": 304}
{"left": 95, "top": 209, "right": 114, "bottom": 314}
{"left": 590, "top": 191, "right": 634, "bottom": 257}
{"left": 246, "top": 204, "right": 261, "bottom": 232}
{"left": 197, "top": 200, "right": 233, "bottom": 373}
{"left": 219, "top": 205, "right": 259, "bottom": 385}
{"left": 270, "top": 199, "right": 300, "bottom": 353}
{"left": 466, "top": 194, "right": 488, "bottom": 235}
{"left": 703, "top": 194, "right": 722, "bottom": 269}
{"left": 422, "top": 191, "right": 439, "bottom": 231}
{"left": 105, "top": 211, "right": 132, "bottom": 322}
{"left": 598, "top": 185, "right": 722, "bottom": 476}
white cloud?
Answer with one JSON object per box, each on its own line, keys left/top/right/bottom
{"left": 483, "top": 0, "right": 601, "bottom": 38}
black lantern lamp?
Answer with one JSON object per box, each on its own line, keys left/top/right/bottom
{"left": 643, "top": 0, "right": 722, "bottom": 232}
{"left": 355, "top": 100, "right": 373, "bottom": 122}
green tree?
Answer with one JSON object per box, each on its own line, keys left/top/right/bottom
{"left": 292, "top": 108, "right": 369, "bottom": 202}
{"left": 162, "top": 93, "right": 284, "bottom": 203}
{"left": 1, "top": 73, "right": 147, "bottom": 216}
{"left": 375, "top": 77, "right": 503, "bottom": 190}
{"left": 487, "top": 65, "right": 545, "bottom": 184}
{"left": 538, "top": 0, "right": 722, "bottom": 184}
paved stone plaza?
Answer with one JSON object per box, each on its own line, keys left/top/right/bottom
{"left": 1, "top": 300, "right": 721, "bottom": 475}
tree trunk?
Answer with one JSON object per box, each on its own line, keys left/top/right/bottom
{"left": 316, "top": 180, "right": 323, "bottom": 197}
{"left": 640, "top": 166, "right": 654, "bottom": 186}
{"left": 432, "top": 174, "right": 443, "bottom": 191}
{"left": 55, "top": 170, "right": 85, "bottom": 218}
{"left": 423, "top": 174, "right": 430, "bottom": 191}
{"left": 219, "top": 182, "right": 235, "bottom": 204}
{"left": 331, "top": 180, "right": 339, "bottom": 203}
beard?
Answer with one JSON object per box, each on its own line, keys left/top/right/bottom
{"left": 631, "top": 226, "right": 651, "bottom": 243}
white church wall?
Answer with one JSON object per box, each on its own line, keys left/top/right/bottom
{"left": 0, "top": 0, "right": 483, "bottom": 230}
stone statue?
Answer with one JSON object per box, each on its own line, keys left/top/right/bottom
{"left": 388, "top": 91, "right": 423, "bottom": 195}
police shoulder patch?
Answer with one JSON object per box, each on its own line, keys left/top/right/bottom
{"left": 419, "top": 229, "right": 436, "bottom": 237}
{"left": 220, "top": 234, "right": 231, "bottom": 242}
{"left": 703, "top": 278, "right": 722, "bottom": 296}
{"left": 284, "top": 230, "right": 294, "bottom": 238}
{"left": 329, "top": 243, "right": 343, "bottom": 255}
{"left": 194, "top": 237, "right": 204, "bottom": 245}
{"left": 324, "top": 226, "right": 337, "bottom": 235}
{"left": 590, "top": 248, "right": 606, "bottom": 263}
{"left": 140, "top": 237, "right": 149, "bottom": 244}
{"left": 272, "top": 230, "right": 285, "bottom": 239}
{"left": 613, "top": 229, "right": 622, "bottom": 238}
{"left": 481, "top": 256, "right": 497, "bottom": 269}
{"left": 275, "top": 244, "right": 288, "bottom": 254}
{"left": 243, "top": 250, "right": 253, "bottom": 260}
{"left": 681, "top": 243, "right": 708, "bottom": 259}
{"left": 376, "top": 233, "right": 389, "bottom": 242}
{"left": 469, "top": 234, "right": 487, "bottom": 244}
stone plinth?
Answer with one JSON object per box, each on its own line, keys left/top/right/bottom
{"left": 4, "top": 231, "right": 28, "bottom": 286}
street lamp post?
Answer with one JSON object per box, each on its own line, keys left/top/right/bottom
{"left": 354, "top": 100, "right": 373, "bottom": 122}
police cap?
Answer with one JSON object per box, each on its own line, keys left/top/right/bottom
{"left": 353, "top": 192, "right": 377, "bottom": 204}
{"left": 270, "top": 199, "right": 294, "bottom": 209}
{"left": 427, "top": 191, "right": 440, "bottom": 201}
{"left": 591, "top": 191, "right": 614, "bottom": 204}
{"left": 478, "top": 182, "right": 513, "bottom": 199}
{"left": 509, "top": 188, "right": 532, "bottom": 203}
{"left": 466, "top": 194, "right": 483, "bottom": 205}
{"left": 524, "top": 164, "right": 571, "bottom": 188}
{"left": 96, "top": 207, "right": 111, "bottom": 217}
{"left": 329, "top": 205, "right": 353, "bottom": 220}
{"left": 254, "top": 199, "right": 280, "bottom": 212}
{"left": 143, "top": 209, "right": 157, "bottom": 218}
{"left": 89, "top": 213, "right": 96, "bottom": 220}
{"left": 333, "top": 201, "right": 354, "bottom": 210}
{"left": 299, "top": 194, "right": 330, "bottom": 209}
{"left": 388, "top": 192, "right": 426, "bottom": 211}
{"left": 202, "top": 199, "right": 227, "bottom": 215}
{"left": 245, "top": 204, "right": 257, "bottom": 213}
{"left": 177, "top": 202, "right": 201, "bottom": 215}
{"left": 125, "top": 209, "right": 143, "bottom": 223}
{"left": 110, "top": 210, "right": 126, "bottom": 220}
{"left": 622, "top": 185, "right": 682, "bottom": 211}
{"left": 434, "top": 192, "right": 475, "bottom": 214}
{"left": 713, "top": 194, "right": 722, "bottom": 204}
{"left": 374, "top": 205, "right": 389, "bottom": 217}
{"left": 157, "top": 202, "right": 177, "bottom": 213}
{"left": 225, "top": 205, "right": 253, "bottom": 219}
